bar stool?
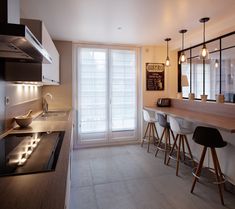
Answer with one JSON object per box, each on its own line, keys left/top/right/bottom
{"left": 155, "top": 113, "right": 175, "bottom": 164}
{"left": 191, "top": 126, "right": 227, "bottom": 205}
{"left": 141, "top": 109, "right": 159, "bottom": 152}
{"left": 166, "top": 116, "right": 195, "bottom": 176}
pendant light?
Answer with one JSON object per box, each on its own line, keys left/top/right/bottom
{"left": 199, "top": 17, "right": 210, "bottom": 59}
{"left": 179, "top": 29, "right": 187, "bottom": 64}
{"left": 165, "top": 38, "right": 171, "bottom": 67}
{"left": 215, "top": 59, "right": 219, "bottom": 68}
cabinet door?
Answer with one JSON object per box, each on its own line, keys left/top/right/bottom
{"left": 42, "top": 23, "right": 60, "bottom": 85}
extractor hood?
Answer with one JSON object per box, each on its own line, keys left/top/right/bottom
{"left": 0, "top": 0, "right": 52, "bottom": 63}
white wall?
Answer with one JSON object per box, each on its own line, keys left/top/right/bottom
{"left": 141, "top": 45, "right": 178, "bottom": 107}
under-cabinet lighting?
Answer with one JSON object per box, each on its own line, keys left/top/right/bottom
{"left": 14, "top": 81, "right": 43, "bottom": 87}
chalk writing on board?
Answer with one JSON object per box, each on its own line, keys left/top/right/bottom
{"left": 146, "top": 63, "right": 165, "bottom": 91}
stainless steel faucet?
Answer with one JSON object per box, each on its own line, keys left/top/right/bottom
{"left": 42, "top": 93, "right": 53, "bottom": 113}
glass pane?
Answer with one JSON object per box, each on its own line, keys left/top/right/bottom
{"left": 181, "top": 63, "right": 190, "bottom": 98}
{"left": 191, "top": 58, "right": 203, "bottom": 99}
{"left": 191, "top": 40, "right": 219, "bottom": 58}
{"left": 206, "top": 52, "right": 220, "bottom": 100}
{"left": 222, "top": 34, "right": 235, "bottom": 49}
{"left": 79, "top": 48, "right": 108, "bottom": 134}
{"left": 221, "top": 47, "right": 235, "bottom": 103}
{"left": 204, "top": 61, "right": 213, "bottom": 99}
{"left": 192, "top": 46, "right": 202, "bottom": 58}
{"left": 111, "top": 49, "right": 136, "bottom": 131}
{"left": 188, "top": 40, "right": 220, "bottom": 100}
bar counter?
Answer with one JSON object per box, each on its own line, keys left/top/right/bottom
{"left": 145, "top": 106, "right": 235, "bottom": 133}
{"left": 145, "top": 99, "right": 235, "bottom": 133}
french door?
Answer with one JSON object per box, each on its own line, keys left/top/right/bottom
{"left": 77, "top": 46, "right": 138, "bottom": 145}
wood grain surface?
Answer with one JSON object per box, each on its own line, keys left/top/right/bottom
{"left": 0, "top": 111, "right": 72, "bottom": 209}
{"left": 145, "top": 103, "right": 235, "bottom": 133}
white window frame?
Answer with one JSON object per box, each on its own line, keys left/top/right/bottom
{"left": 73, "top": 43, "right": 141, "bottom": 147}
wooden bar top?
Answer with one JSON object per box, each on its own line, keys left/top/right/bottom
{"left": 145, "top": 106, "right": 235, "bottom": 133}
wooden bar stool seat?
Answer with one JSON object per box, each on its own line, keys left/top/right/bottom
{"left": 141, "top": 109, "right": 159, "bottom": 152}
{"left": 166, "top": 116, "right": 195, "bottom": 176}
{"left": 191, "top": 126, "right": 227, "bottom": 205}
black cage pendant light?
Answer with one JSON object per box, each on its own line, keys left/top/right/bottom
{"left": 199, "top": 17, "right": 210, "bottom": 60}
{"left": 165, "top": 38, "right": 171, "bottom": 67}
{"left": 179, "top": 29, "right": 187, "bottom": 64}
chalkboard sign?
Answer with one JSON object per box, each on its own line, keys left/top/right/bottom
{"left": 146, "top": 63, "right": 165, "bottom": 91}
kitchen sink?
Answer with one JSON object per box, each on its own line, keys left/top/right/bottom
{"left": 35, "top": 111, "right": 70, "bottom": 121}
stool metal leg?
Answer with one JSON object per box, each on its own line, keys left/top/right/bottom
{"left": 211, "top": 148, "right": 225, "bottom": 205}
{"left": 143, "top": 123, "right": 150, "bottom": 139}
{"left": 141, "top": 123, "right": 149, "bottom": 147}
{"left": 176, "top": 135, "right": 182, "bottom": 176}
{"left": 164, "top": 129, "right": 169, "bottom": 164}
{"left": 184, "top": 135, "right": 195, "bottom": 167}
{"left": 147, "top": 123, "right": 153, "bottom": 152}
{"left": 153, "top": 123, "right": 159, "bottom": 142}
{"left": 182, "top": 136, "right": 186, "bottom": 161}
{"left": 169, "top": 129, "right": 176, "bottom": 144}
{"left": 166, "top": 134, "right": 179, "bottom": 165}
{"left": 155, "top": 128, "right": 166, "bottom": 157}
{"left": 191, "top": 147, "right": 207, "bottom": 193}
{"left": 213, "top": 149, "right": 225, "bottom": 187}
{"left": 142, "top": 122, "right": 160, "bottom": 152}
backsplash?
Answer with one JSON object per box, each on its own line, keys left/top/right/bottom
{"left": 0, "top": 66, "right": 43, "bottom": 134}
{"left": 4, "top": 83, "right": 42, "bottom": 130}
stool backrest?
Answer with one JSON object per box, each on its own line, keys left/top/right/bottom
{"left": 157, "top": 113, "right": 167, "bottom": 127}
{"left": 169, "top": 116, "right": 180, "bottom": 133}
{"left": 193, "top": 126, "right": 227, "bottom": 148}
{"left": 143, "top": 109, "right": 151, "bottom": 122}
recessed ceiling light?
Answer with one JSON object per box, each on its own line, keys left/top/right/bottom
{"left": 117, "top": 27, "right": 122, "bottom": 30}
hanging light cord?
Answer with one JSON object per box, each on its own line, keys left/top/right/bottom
{"left": 199, "top": 17, "right": 210, "bottom": 47}
{"left": 182, "top": 32, "right": 184, "bottom": 50}
{"left": 167, "top": 40, "right": 169, "bottom": 57}
{"left": 203, "top": 21, "right": 205, "bottom": 45}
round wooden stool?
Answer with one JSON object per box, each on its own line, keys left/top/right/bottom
{"left": 141, "top": 109, "right": 159, "bottom": 152}
{"left": 191, "top": 126, "right": 227, "bottom": 205}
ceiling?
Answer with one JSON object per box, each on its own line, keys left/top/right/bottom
{"left": 20, "top": 0, "right": 235, "bottom": 49}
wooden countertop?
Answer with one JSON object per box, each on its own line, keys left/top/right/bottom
{"left": 0, "top": 111, "right": 72, "bottom": 209}
{"left": 145, "top": 106, "right": 235, "bottom": 133}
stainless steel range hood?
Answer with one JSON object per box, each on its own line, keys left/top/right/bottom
{"left": 0, "top": 0, "right": 52, "bottom": 63}
{"left": 0, "top": 23, "right": 52, "bottom": 63}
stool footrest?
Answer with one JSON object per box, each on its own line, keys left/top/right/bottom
{"left": 192, "top": 167, "right": 226, "bottom": 185}
{"left": 156, "top": 143, "right": 172, "bottom": 152}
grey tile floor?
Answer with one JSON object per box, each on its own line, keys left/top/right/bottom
{"left": 70, "top": 144, "right": 235, "bottom": 209}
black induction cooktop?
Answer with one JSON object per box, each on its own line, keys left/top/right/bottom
{"left": 0, "top": 131, "right": 65, "bottom": 177}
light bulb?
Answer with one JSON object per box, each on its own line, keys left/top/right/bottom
{"left": 215, "top": 59, "right": 219, "bottom": 68}
{"left": 201, "top": 47, "right": 207, "bottom": 57}
{"left": 199, "top": 45, "right": 209, "bottom": 59}
{"left": 179, "top": 52, "right": 187, "bottom": 64}
{"left": 165, "top": 57, "right": 170, "bottom": 67}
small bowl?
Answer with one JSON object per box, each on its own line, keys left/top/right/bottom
{"left": 15, "top": 116, "right": 33, "bottom": 128}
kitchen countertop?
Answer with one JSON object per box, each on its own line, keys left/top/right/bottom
{"left": 145, "top": 106, "right": 235, "bottom": 133}
{"left": 0, "top": 110, "right": 73, "bottom": 209}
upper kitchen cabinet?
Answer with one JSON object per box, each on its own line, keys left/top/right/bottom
{"left": 4, "top": 19, "right": 60, "bottom": 85}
